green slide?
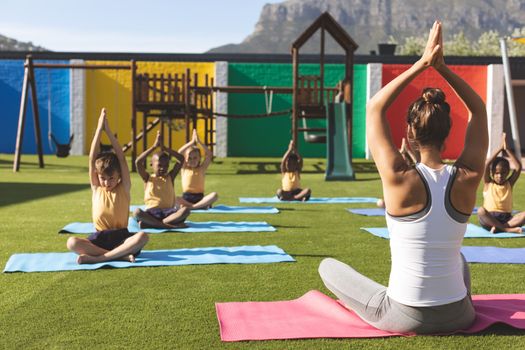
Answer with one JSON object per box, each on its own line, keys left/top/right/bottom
{"left": 325, "top": 103, "right": 355, "bottom": 181}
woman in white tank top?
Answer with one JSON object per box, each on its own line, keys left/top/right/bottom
{"left": 319, "top": 22, "right": 488, "bottom": 333}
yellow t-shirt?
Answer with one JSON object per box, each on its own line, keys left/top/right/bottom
{"left": 144, "top": 174, "right": 175, "bottom": 209}
{"left": 483, "top": 182, "right": 513, "bottom": 213}
{"left": 181, "top": 167, "right": 205, "bottom": 193}
{"left": 282, "top": 171, "right": 301, "bottom": 191}
{"left": 92, "top": 183, "right": 130, "bottom": 231}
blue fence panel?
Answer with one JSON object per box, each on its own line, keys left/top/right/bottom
{"left": 0, "top": 60, "right": 70, "bottom": 154}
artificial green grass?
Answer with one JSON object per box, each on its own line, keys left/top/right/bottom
{"left": 1, "top": 154, "right": 524, "bottom": 349}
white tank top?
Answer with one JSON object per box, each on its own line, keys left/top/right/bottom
{"left": 386, "top": 163, "right": 470, "bottom": 307}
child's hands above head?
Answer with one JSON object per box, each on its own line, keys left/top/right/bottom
{"left": 192, "top": 129, "right": 198, "bottom": 143}
{"left": 154, "top": 130, "right": 162, "bottom": 148}
{"left": 97, "top": 108, "right": 107, "bottom": 130}
{"left": 501, "top": 132, "right": 507, "bottom": 151}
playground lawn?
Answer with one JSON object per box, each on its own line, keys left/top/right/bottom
{"left": 1, "top": 154, "right": 525, "bottom": 349}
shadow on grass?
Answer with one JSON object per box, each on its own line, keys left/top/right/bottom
{"left": 289, "top": 253, "right": 333, "bottom": 258}
{"left": 273, "top": 225, "right": 309, "bottom": 229}
{"left": 235, "top": 161, "right": 325, "bottom": 174}
{"left": 353, "top": 176, "right": 381, "bottom": 182}
{"left": 352, "top": 162, "right": 378, "bottom": 173}
{"left": 0, "top": 182, "right": 89, "bottom": 207}
{"left": 0, "top": 158, "right": 88, "bottom": 172}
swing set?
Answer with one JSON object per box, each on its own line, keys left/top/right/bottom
{"left": 13, "top": 56, "right": 132, "bottom": 171}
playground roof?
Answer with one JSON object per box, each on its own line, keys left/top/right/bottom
{"left": 291, "top": 12, "right": 358, "bottom": 52}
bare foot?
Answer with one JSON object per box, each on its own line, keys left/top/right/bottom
{"left": 164, "top": 222, "right": 188, "bottom": 229}
{"left": 490, "top": 226, "right": 497, "bottom": 234}
{"left": 139, "top": 221, "right": 173, "bottom": 229}
{"left": 120, "top": 254, "right": 135, "bottom": 263}
{"left": 503, "top": 227, "right": 523, "bottom": 234}
{"left": 77, "top": 254, "right": 101, "bottom": 264}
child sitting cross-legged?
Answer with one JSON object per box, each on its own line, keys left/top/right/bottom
{"left": 478, "top": 133, "right": 525, "bottom": 233}
{"left": 67, "top": 108, "right": 149, "bottom": 264}
{"left": 133, "top": 131, "right": 191, "bottom": 228}
{"left": 277, "top": 140, "right": 311, "bottom": 201}
{"left": 176, "top": 129, "right": 218, "bottom": 210}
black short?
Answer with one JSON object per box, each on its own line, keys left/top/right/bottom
{"left": 182, "top": 192, "right": 204, "bottom": 204}
{"left": 278, "top": 188, "right": 303, "bottom": 201}
{"left": 146, "top": 207, "right": 178, "bottom": 220}
{"left": 88, "top": 228, "right": 139, "bottom": 255}
{"left": 479, "top": 211, "right": 513, "bottom": 231}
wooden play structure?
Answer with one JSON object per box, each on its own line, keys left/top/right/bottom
{"left": 127, "top": 66, "right": 215, "bottom": 171}
{"left": 14, "top": 12, "right": 358, "bottom": 180}
{"left": 291, "top": 12, "right": 358, "bottom": 158}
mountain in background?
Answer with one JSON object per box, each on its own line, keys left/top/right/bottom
{"left": 0, "top": 34, "right": 47, "bottom": 51}
{"left": 208, "top": 0, "right": 525, "bottom": 54}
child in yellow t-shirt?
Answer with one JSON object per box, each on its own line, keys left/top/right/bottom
{"left": 176, "top": 129, "right": 218, "bottom": 209}
{"left": 66, "top": 108, "right": 148, "bottom": 264}
{"left": 478, "top": 134, "right": 525, "bottom": 233}
{"left": 277, "top": 140, "right": 311, "bottom": 201}
{"left": 133, "top": 131, "right": 190, "bottom": 228}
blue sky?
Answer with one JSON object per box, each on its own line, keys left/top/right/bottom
{"left": 0, "top": 0, "right": 283, "bottom": 52}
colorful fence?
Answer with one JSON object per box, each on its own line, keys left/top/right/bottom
{"left": 85, "top": 61, "right": 215, "bottom": 153}
{"left": 227, "top": 63, "right": 367, "bottom": 158}
{"left": 0, "top": 60, "right": 70, "bottom": 154}
{"left": 382, "top": 65, "right": 488, "bottom": 159}
{"left": 0, "top": 59, "right": 494, "bottom": 160}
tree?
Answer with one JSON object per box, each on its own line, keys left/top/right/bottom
{"left": 395, "top": 27, "right": 525, "bottom": 56}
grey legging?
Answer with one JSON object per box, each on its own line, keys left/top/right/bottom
{"left": 318, "top": 254, "right": 475, "bottom": 334}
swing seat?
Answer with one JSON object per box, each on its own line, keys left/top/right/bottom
{"left": 50, "top": 134, "right": 74, "bottom": 158}
{"left": 304, "top": 134, "right": 327, "bottom": 143}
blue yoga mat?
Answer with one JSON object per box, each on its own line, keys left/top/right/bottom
{"left": 361, "top": 224, "right": 525, "bottom": 239}
{"left": 461, "top": 246, "right": 525, "bottom": 264}
{"left": 347, "top": 208, "right": 386, "bottom": 216}
{"left": 60, "top": 218, "right": 276, "bottom": 234}
{"left": 348, "top": 207, "right": 480, "bottom": 217}
{"left": 239, "top": 196, "right": 379, "bottom": 204}
{"left": 129, "top": 205, "right": 279, "bottom": 214}
{"left": 3, "top": 245, "right": 295, "bottom": 273}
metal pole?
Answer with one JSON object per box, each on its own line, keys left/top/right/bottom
{"left": 500, "top": 38, "right": 522, "bottom": 159}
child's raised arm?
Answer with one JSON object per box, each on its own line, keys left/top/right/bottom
{"left": 89, "top": 109, "right": 106, "bottom": 189}
{"left": 483, "top": 136, "right": 505, "bottom": 185}
{"left": 502, "top": 134, "right": 522, "bottom": 186}
{"left": 135, "top": 131, "right": 161, "bottom": 183}
{"left": 280, "top": 140, "right": 295, "bottom": 173}
{"left": 104, "top": 112, "right": 131, "bottom": 193}
{"left": 162, "top": 139, "right": 185, "bottom": 179}
{"left": 194, "top": 129, "right": 213, "bottom": 170}
{"left": 177, "top": 130, "right": 197, "bottom": 156}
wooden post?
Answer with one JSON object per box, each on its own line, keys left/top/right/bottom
{"left": 131, "top": 60, "right": 137, "bottom": 171}
{"left": 320, "top": 25, "right": 325, "bottom": 106}
{"left": 184, "top": 69, "right": 191, "bottom": 142}
{"left": 292, "top": 47, "right": 299, "bottom": 148}
{"left": 13, "top": 56, "right": 32, "bottom": 172}
{"left": 345, "top": 49, "right": 353, "bottom": 163}
{"left": 26, "top": 56, "right": 45, "bottom": 168}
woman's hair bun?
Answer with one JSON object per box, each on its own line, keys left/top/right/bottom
{"left": 422, "top": 88, "right": 446, "bottom": 104}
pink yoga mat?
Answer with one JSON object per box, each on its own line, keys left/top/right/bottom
{"left": 216, "top": 290, "right": 525, "bottom": 341}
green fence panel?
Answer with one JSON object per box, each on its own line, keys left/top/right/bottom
{"left": 227, "top": 63, "right": 366, "bottom": 158}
